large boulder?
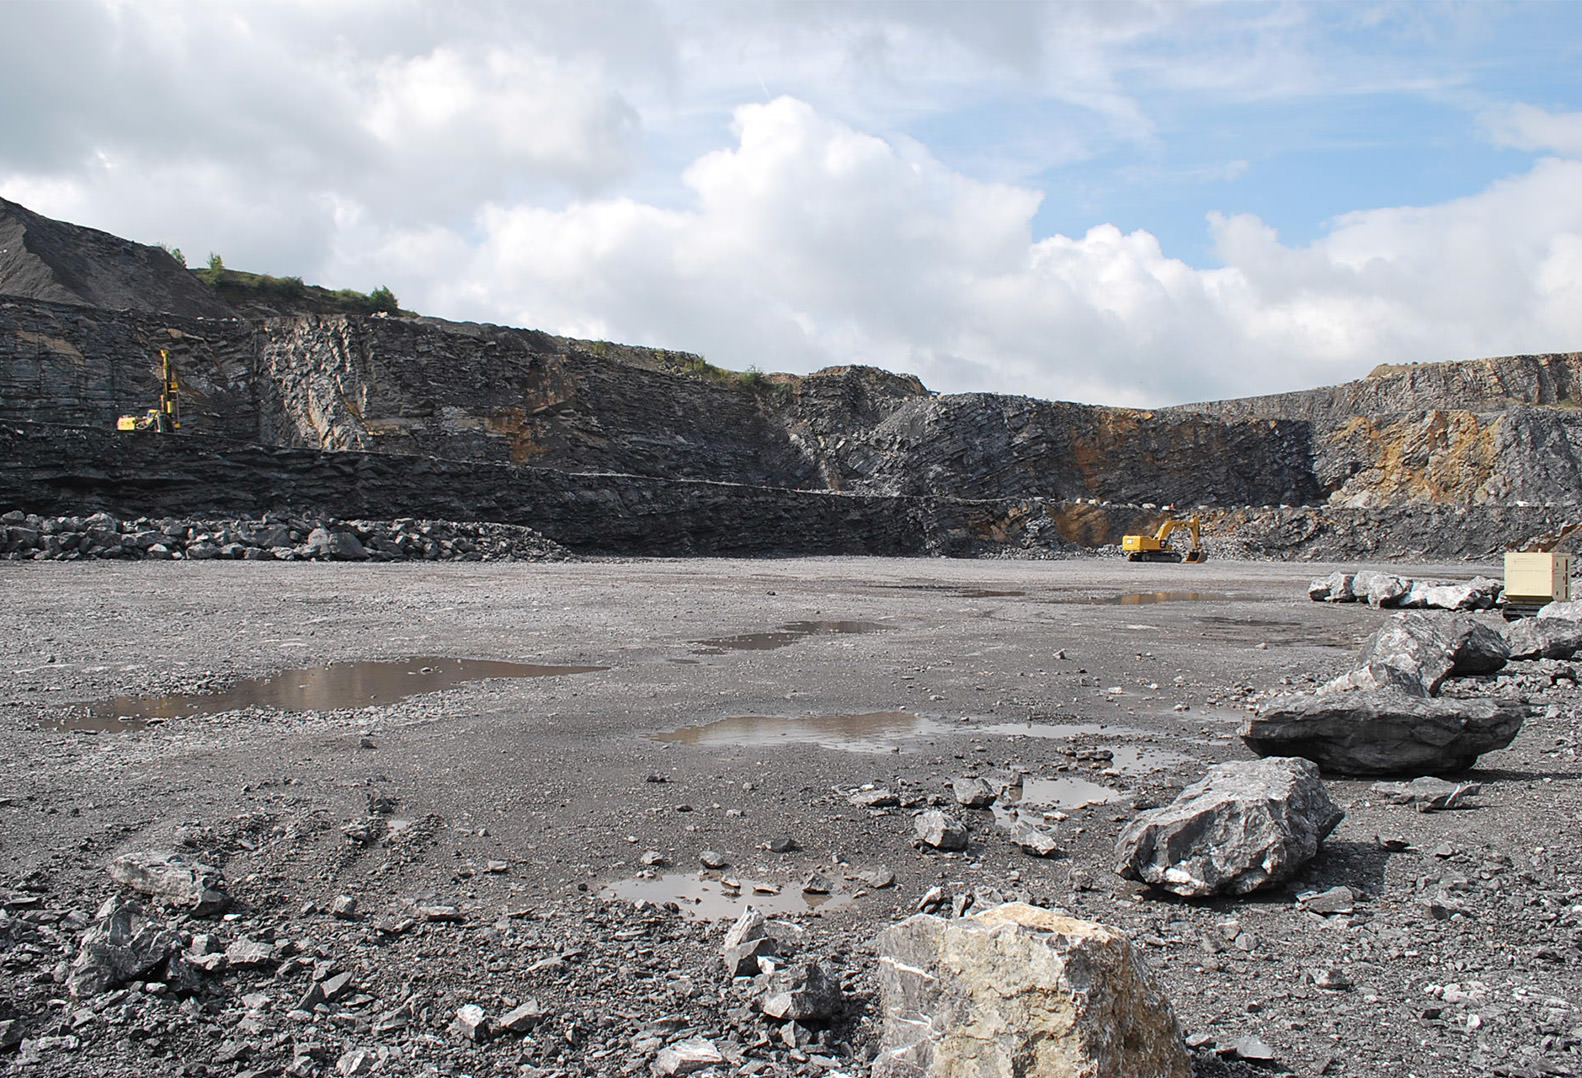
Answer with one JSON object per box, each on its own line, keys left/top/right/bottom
{"left": 1326, "top": 613, "right": 1508, "bottom": 696}
{"left": 108, "top": 850, "right": 230, "bottom": 915}
{"left": 721, "top": 907, "right": 777, "bottom": 977}
{"left": 759, "top": 960, "right": 842, "bottom": 1023}
{"left": 67, "top": 897, "right": 182, "bottom": 997}
{"left": 1353, "top": 570, "right": 1410, "bottom": 608}
{"left": 1421, "top": 576, "right": 1502, "bottom": 611}
{"left": 1401, "top": 578, "right": 1503, "bottom": 611}
{"left": 1537, "top": 599, "right": 1582, "bottom": 620}
{"left": 1113, "top": 758, "right": 1342, "bottom": 897}
{"left": 873, "top": 902, "right": 1190, "bottom": 1078}
{"left": 1243, "top": 691, "right": 1524, "bottom": 775}
{"left": 913, "top": 809, "right": 969, "bottom": 851}
{"left": 1505, "top": 617, "right": 1582, "bottom": 661}
{"left": 1308, "top": 571, "right": 1355, "bottom": 603}
{"left": 305, "top": 527, "right": 368, "bottom": 561}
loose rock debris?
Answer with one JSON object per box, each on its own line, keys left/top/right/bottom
{"left": 0, "top": 510, "right": 573, "bottom": 562}
{"left": 7, "top": 558, "right": 1582, "bottom": 1077}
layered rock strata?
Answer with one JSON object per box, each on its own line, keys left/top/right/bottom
{"left": 5, "top": 196, "right": 1582, "bottom": 556}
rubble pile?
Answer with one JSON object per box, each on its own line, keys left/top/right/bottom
{"left": 1308, "top": 570, "right": 1504, "bottom": 610}
{"left": 0, "top": 511, "right": 572, "bottom": 563}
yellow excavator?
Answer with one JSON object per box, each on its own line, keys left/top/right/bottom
{"left": 1122, "top": 516, "right": 1207, "bottom": 563}
{"left": 116, "top": 350, "right": 180, "bottom": 433}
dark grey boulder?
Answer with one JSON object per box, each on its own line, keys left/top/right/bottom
{"left": 306, "top": 526, "right": 368, "bottom": 560}
{"left": 67, "top": 897, "right": 182, "bottom": 998}
{"left": 1243, "top": 691, "right": 1524, "bottom": 775}
{"left": 760, "top": 960, "right": 841, "bottom": 1023}
{"left": 1505, "top": 617, "right": 1582, "bottom": 661}
{"left": 1114, "top": 757, "right": 1342, "bottom": 897}
{"left": 1329, "top": 613, "right": 1508, "bottom": 696}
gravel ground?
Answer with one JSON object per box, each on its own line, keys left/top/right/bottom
{"left": 2, "top": 555, "right": 1579, "bottom": 1078}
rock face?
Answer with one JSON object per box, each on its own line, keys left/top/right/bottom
{"left": 1113, "top": 758, "right": 1343, "bottom": 897}
{"left": 7, "top": 196, "right": 1582, "bottom": 557}
{"left": 873, "top": 902, "right": 1191, "bottom": 1078}
{"left": 1243, "top": 692, "right": 1525, "bottom": 776}
{"left": 1170, "top": 354, "right": 1582, "bottom": 509}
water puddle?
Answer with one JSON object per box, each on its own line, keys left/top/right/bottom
{"left": 599, "top": 873, "right": 852, "bottom": 919}
{"left": 50, "top": 657, "right": 608, "bottom": 732}
{"left": 1009, "top": 776, "right": 1120, "bottom": 809}
{"left": 1081, "top": 592, "right": 1230, "bottom": 606}
{"left": 1106, "top": 745, "right": 1192, "bottom": 773}
{"left": 1197, "top": 615, "right": 1358, "bottom": 649}
{"left": 653, "top": 711, "right": 948, "bottom": 754}
{"left": 875, "top": 584, "right": 1025, "bottom": 599}
{"left": 978, "top": 720, "right": 1150, "bottom": 740}
{"left": 980, "top": 719, "right": 1199, "bottom": 774}
{"left": 691, "top": 620, "right": 888, "bottom": 654}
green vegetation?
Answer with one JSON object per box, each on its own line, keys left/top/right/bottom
{"left": 676, "top": 354, "right": 785, "bottom": 397}
{"left": 158, "top": 243, "right": 186, "bottom": 267}
{"left": 193, "top": 265, "right": 404, "bottom": 317}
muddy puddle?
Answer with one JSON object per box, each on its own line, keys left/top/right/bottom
{"left": 1105, "top": 745, "right": 1192, "bottom": 772}
{"left": 691, "top": 620, "right": 888, "bottom": 654}
{"left": 599, "top": 873, "right": 852, "bottom": 919}
{"left": 1008, "top": 776, "right": 1120, "bottom": 809}
{"left": 51, "top": 657, "right": 608, "bottom": 732}
{"left": 979, "top": 720, "right": 1149, "bottom": 740}
{"left": 654, "top": 711, "right": 948, "bottom": 753}
{"left": 1196, "top": 615, "right": 1362, "bottom": 649}
{"left": 874, "top": 583, "right": 1026, "bottom": 599}
{"left": 978, "top": 719, "right": 1194, "bottom": 774}
{"left": 1076, "top": 591, "right": 1231, "bottom": 605}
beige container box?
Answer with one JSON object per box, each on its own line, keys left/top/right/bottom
{"left": 1504, "top": 552, "right": 1573, "bottom": 603}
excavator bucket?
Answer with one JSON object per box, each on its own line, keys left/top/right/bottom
{"left": 1183, "top": 550, "right": 1208, "bottom": 563}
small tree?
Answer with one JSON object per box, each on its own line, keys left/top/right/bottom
{"left": 368, "top": 285, "right": 399, "bottom": 313}
{"left": 160, "top": 243, "right": 187, "bottom": 267}
{"left": 207, "top": 252, "right": 224, "bottom": 271}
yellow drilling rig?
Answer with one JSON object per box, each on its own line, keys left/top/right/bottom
{"left": 116, "top": 349, "right": 180, "bottom": 433}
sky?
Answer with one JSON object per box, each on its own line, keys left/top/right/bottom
{"left": 3, "top": 1, "right": 1581, "bottom": 407}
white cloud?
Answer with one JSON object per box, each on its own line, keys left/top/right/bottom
{"left": 360, "top": 45, "right": 640, "bottom": 197}
{"left": 3, "top": 4, "right": 1580, "bottom": 408}
{"left": 1484, "top": 104, "right": 1582, "bottom": 156}
{"left": 345, "top": 95, "right": 1582, "bottom": 409}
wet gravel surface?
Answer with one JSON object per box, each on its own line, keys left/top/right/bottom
{"left": 3, "top": 556, "right": 1580, "bottom": 1077}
